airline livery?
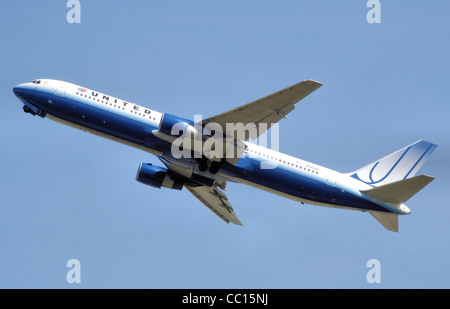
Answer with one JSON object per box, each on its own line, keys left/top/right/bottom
{"left": 13, "top": 79, "right": 437, "bottom": 232}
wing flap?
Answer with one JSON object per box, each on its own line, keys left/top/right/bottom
{"left": 185, "top": 185, "right": 243, "bottom": 226}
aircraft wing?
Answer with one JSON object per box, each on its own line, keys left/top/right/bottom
{"left": 185, "top": 184, "right": 243, "bottom": 226}
{"left": 201, "top": 79, "right": 323, "bottom": 141}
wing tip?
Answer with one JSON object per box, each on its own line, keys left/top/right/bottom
{"left": 232, "top": 219, "right": 244, "bottom": 226}
{"left": 305, "top": 79, "right": 324, "bottom": 87}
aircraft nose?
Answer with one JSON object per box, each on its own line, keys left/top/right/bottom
{"left": 13, "top": 84, "right": 23, "bottom": 96}
{"left": 13, "top": 83, "right": 28, "bottom": 98}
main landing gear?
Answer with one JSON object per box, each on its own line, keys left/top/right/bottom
{"left": 197, "top": 156, "right": 222, "bottom": 174}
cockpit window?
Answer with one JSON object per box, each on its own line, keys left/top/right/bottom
{"left": 31, "top": 80, "right": 41, "bottom": 84}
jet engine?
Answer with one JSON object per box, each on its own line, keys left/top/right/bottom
{"left": 136, "top": 163, "right": 183, "bottom": 190}
{"left": 159, "top": 113, "right": 200, "bottom": 138}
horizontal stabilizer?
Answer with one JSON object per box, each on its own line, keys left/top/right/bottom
{"left": 369, "top": 212, "right": 398, "bottom": 232}
{"left": 361, "top": 174, "right": 434, "bottom": 205}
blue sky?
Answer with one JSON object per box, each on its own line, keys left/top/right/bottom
{"left": 1, "top": 1, "right": 449, "bottom": 288}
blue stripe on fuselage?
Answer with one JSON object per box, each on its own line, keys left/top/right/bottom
{"left": 27, "top": 87, "right": 388, "bottom": 213}
{"left": 226, "top": 155, "right": 388, "bottom": 212}
{"left": 28, "top": 88, "right": 167, "bottom": 153}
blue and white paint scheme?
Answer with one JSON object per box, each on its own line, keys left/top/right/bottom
{"left": 13, "top": 79, "right": 437, "bottom": 232}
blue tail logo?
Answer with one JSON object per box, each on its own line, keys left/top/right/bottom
{"left": 350, "top": 140, "right": 437, "bottom": 187}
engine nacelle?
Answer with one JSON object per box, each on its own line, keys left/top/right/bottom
{"left": 159, "top": 113, "right": 200, "bottom": 138}
{"left": 136, "top": 163, "right": 183, "bottom": 190}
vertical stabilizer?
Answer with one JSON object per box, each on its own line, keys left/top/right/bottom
{"left": 349, "top": 140, "right": 437, "bottom": 187}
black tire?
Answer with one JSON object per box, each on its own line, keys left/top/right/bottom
{"left": 209, "top": 161, "right": 221, "bottom": 174}
{"left": 198, "top": 157, "right": 209, "bottom": 172}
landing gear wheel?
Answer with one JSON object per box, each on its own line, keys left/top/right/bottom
{"left": 198, "top": 157, "right": 209, "bottom": 172}
{"left": 209, "top": 161, "right": 221, "bottom": 174}
{"left": 23, "top": 105, "right": 37, "bottom": 116}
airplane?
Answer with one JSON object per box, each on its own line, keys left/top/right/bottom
{"left": 13, "top": 78, "right": 437, "bottom": 232}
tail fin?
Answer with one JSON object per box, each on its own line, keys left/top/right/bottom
{"left": 349, "top": 140, "right": 437, "bottom": 187}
